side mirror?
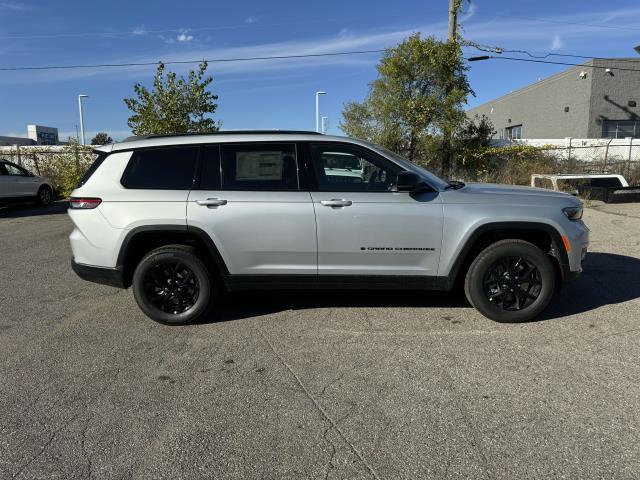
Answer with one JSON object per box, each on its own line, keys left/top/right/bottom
{"left": 396, "top": 171, "right": 431, "bottom": 193}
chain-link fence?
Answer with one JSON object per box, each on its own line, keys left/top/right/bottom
{"left": 491, "top": 138, "right": 640, "bottom": 183}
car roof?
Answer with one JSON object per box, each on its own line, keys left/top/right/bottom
{"left": 97, "top": 131, "right": 370, "bottom": 153}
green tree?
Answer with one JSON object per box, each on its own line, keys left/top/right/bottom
{"left": 90, "top": 132, "right": 113, "bottom": 145}
{"left": 340, "top": 33, "right": 472, "bottom": 174}
{"left": 124, "top": 61, "right": 220, "bottom": 135}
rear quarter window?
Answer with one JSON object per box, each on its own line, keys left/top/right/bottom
{"left": 121, "top": 146, "right": 199, "bottom": 190}
{"left": 76, "top": 152, "right": 107, "bottom": 188}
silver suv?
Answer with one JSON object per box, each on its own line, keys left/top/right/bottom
{"left": 68, "top": 131, "right": 589, "bottom": 324}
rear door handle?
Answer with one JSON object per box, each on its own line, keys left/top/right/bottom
{"left": 196, "top": 198, "right": 227, "bottom": 207}
{"left": 320, "top": 199, "right": 353, "bottom": 208}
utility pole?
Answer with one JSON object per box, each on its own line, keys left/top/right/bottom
{"left": 448, "top": 0, "right": 458, "bottom": 42}
{"left": 442, "top": 0, "right": 460, "bottom": 178}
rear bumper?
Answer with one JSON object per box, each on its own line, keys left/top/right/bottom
{"left": 71, "top": 258, "right": 125, "bottom": 289}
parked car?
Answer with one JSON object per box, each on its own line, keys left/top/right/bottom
{"left": 0, "top": 159, "right": 54, "bottom": 207}
{"left": 68, "top": 131, "right": 589, "bottom": 325}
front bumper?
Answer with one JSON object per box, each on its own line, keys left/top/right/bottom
{"left": 561, "top": 220, "right": 589, "bottom": 285}
{"left": 71, "top": 258, "right": 125, "bottom": 289}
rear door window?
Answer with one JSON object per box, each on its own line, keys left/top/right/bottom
{"left": 121, "top": 146, "right": 199, "bottom": 190}
{"left": 221, "top": 144, "right": 298, "bottom": 191}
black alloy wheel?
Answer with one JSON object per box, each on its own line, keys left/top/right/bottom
{"left": 143, "top": 261, "right": 200, "bottom": 315}
{"left": 483, "top": 256, "right": 542, "bottom": 311}
{"left": 465, "top": 239, "right": 556, "bottom": 323}
{"left": 132, "top": 245, "right": 214, "bottom": 325}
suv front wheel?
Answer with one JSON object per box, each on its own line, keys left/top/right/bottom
{"left": 132, "top": 245, "right": 214, "bottom": 325}
{"left": 464, "top": 239, "right": 556, "bottom": 323}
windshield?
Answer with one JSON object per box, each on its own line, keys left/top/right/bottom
{"left": 363, "top": 142, "right": 450, "bottom": 191}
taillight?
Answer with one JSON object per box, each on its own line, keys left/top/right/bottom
{"left": 69, "top": 197, "right": 102, "bottom": 209}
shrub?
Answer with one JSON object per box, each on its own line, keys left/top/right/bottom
{"left": 1, "top": 145, "right": 96, "bottom": 198}
{"left": 457, "top": 144, "right": 559, "bottom": 185}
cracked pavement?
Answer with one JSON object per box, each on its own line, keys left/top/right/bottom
{"left": 1, "top": 201, "right": 640, "bottom": 479}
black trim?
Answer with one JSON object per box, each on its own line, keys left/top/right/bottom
{"left": 446, "top": 222, "right": 572, "bottom": 290}
{"left": 71, "top": 258, "right": 125, "bottom": 288}
{"left": 564, "top": 270, "right": 582, "bottom": 284}
{"left": 110, "top": 223, "right": 576, "bottom": 294}
{"left": 223, "top": 274, "right": 449, "bottom": 291}
{"left": 116, "top": 224, "right": 230, "bottom": 276}
{"left": 121, "top": 131, "right": 322, "bottom": 143}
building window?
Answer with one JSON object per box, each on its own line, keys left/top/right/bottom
{"left": 602, "top": 120, "right": 640, "bottom": 138}
{"left": 505, "top": 125, "right": 522, "bottom": 140}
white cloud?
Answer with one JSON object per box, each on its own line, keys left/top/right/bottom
{"left": 245, "top": 16, "right": 257, "bottom": 24}
{"left": 158, "top": 34, "right": 175, "bottom": 44}
{"left": 550, "top": 34, "right": 563, "bottom": 51}
{"left": 0, "top": 2, "right": 31, "bottom": 11}
{"left": 131, "top": 25, "right": 147, "bottom": 36}
{"left": 461, "top": 2, "right": 477, "bottom": 22}
{"left": 177, "top": 31, "right": 194, "bottom": 42}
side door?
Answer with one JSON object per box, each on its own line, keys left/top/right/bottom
{"left": 4, "top": 162, "right": 36, "bottom": 197}
{"left": 307, "top": 142, "right": 443, "bottom": 277}
{"left": 0, "top": 163, "right": 15, "bottom": 198}
{"left": 187, "top": 143, "right": 317, "bottom": 276}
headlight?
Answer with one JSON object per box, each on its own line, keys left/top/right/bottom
{"left": 562, "top": 206, "right": 583, "bottom": 220}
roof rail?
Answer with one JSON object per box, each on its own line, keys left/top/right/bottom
{"left": 121, "top": 130, "right": 322, "bottom": 142}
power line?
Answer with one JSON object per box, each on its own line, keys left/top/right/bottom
{"left": 0, "top": 49, "right": 386, "bottom": 72}
{"left": 495, "top": 14, "right": 640, "bottom": 33}
{"left": 485, "top": 56, "right": 640, "bottom": 73}
{"left": 464, "top": 40, "right": 640, "bottom": 64}
{"left": 3, "top": 44, "right": 640, "bottom": 74}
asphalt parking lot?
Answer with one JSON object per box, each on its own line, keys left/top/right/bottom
{"left": 1, "top": 201, "right": 640, "bottom": 479}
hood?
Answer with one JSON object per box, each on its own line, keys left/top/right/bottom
{"left": 463, "top": 182, "right": 573, "bottom": 197}
{"left": 442, "top": 182, "right": 581, "bottom": 206}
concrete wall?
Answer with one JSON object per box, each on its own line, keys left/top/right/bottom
{"left": 587, "top": 59, "right": 640, "bottom": 138}
{"left": 490, "top": 138, "right": 640, "bottom": 162}
{"left": 467, "top": 63, "right": 594, "bottom": 139}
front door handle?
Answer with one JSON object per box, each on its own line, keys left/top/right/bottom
{"left": 196, "top": 198, "right": 227, "bottom": 208}
{"left": 320, "top": 199, "right": 353, "bottom": 208}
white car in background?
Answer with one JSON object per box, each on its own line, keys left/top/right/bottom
{"left": 0, "top": 159, "right": 54, "bottom": 207}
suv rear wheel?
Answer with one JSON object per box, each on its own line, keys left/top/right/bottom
{"left": 464, "top": 239, "right": 556, "bottom": 323}
{"left": 132, "top": 245, "right": 214, "bottom": 325}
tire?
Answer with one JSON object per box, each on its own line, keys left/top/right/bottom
{"left": 464, "top": 239, "right": 556, "bottom": 323}
{"left": 132, "top": 245, "right": 215, "bottom": 325}
{"left": 36, "top": 185, "right": 53, "bottom": 206}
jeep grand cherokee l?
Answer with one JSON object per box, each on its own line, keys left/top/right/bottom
{"left": 68, "top": 131, "right": 589, "bottom": 325}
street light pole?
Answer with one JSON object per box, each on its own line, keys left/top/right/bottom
{"left": 315, "top": 91, "right": 326, "bottom": 133}
{"left": 78, "top": 94, "right": 89, "bottom": 145}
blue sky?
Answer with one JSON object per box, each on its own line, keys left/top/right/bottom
{"left": 2, "top": 0, "right": 640, "bottom": 141}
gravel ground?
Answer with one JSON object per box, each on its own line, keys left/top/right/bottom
{"left": 1, "top": 200, "right": 639, "bottom": 479}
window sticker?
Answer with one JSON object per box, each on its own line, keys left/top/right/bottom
{"left": 236, "top": 152, "right": 284, "bottom": 181}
